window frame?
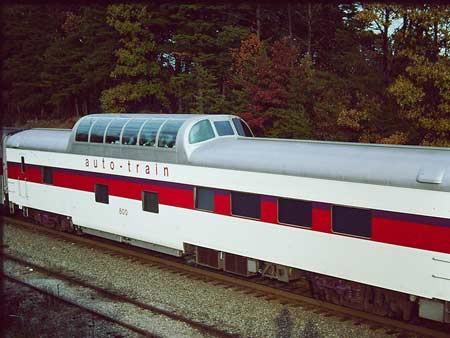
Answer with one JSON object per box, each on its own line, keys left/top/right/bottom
{"left": 42, "top": 166, "right": 53, "bottom": 185}
{"left": 331, "top": 204, "right": 372, "bottom": 239}
{"left": 277, "top": 197, "right": 312, "bottom": 229}
{"left": 142, "top": 191, "right": 159, "bottom": 213}
{"left": 194, "top": 186, "right": 215, "bottom": 212}
{"left": 230, "top": 191, "right": 261, "bottom": 220}
{"left": 95, "top": 184, "right": 109, "bottom": 204}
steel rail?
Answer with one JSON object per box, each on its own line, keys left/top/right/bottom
{"left": 3, "top": 275, "right": 159, "bottom": 338}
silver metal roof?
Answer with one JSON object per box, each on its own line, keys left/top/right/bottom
{"left": 6, "top": 128, "right": 72, "bottom": 152}
{"left": 188, "top": 137, "right": 450, "bottom": 192}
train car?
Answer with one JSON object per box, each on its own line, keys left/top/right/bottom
{"left": 3, "top": 114, "right": 450, "bottom": 323}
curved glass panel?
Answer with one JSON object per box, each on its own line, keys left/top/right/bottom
{"left": 139, "top": 120, "right": 165, "bottom": 146}
{"left": 122, "top": 119, "right": 146, "bottom": 145}
{"left": 213, "top": 121, "right": 234, "bottom": 136}
{"left": 105, "top": 119, "right": 128, "bottom": 144}
{"left": 89, "top": 119, "right": 112, "bottom": 143}
{"left": 189, "top": 120, "right": 215, "bottom": 144}
{"left": 75, "top": 118, "right": 96, "bottom": 142}
{"left": 158, "top": 120, "right": 185, "bottom": 148}
{"left": 232, "top": 118, "right": 253, "bottom": 137}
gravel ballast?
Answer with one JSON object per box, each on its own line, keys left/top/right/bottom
{"left": 3, "top": 222, "right": 413, "bottom": 338}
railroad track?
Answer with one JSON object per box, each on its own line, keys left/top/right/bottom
{"left": 3, "top": 253, "right": 238, "bottom": 338}
{"left": 3, "top": 216, "right": 449, "bottom": 338}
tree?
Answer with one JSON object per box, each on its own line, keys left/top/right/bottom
{"left": 100, "top": 4, "right": 165, "bottom": 112}
{"left": 389, "top": 53, "right": 450, "bottom": 146}
{"left": 229, "top": 34, "right": 311, "bottom": 138}
{"left": 2, "top": 5, "right": 59, "bottom": 122}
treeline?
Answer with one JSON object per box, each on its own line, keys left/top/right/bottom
{"left": 2, "top": 4, "right": 450, "bottom": 145}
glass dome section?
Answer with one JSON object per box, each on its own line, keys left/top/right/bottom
{"left": 121, "top": 119, "right": 146, "bottom": 145}
{"left": 105, "top": 119, "right": 128, "bottom": 144}
{"left": 139, "top": 119, "right": 165, "bottom": 146}
{"left": 157, "top": 120, "right": 185, "bottom": 148}
{"left": 89, "top": 119, "right": 112, "bottom": 143}
{"left": 75, "top": 118, "right": 96, "bottom": 142}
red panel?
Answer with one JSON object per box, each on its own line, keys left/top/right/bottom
{"left": 261, "top": 199, "right": 277, "bottom": 223}
{"left": 8, "top": 163, "right": 41, "bottom": 183}
{"left": 373, "top": 217, "right": 450, "bottom": 254}
{"left": 8, "top": 163, "right": 21, "bottom": 180}
{"left": 54, "top": 171, "right": 95, "bottom": 192}
{"left": 215, "top": 192, "right": 231, "bottom": 216}
{"left": 312, "top": 208, "right": 331, "bottom": 233}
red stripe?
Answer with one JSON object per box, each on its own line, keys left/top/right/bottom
{"left": 373, "top": 217, "right": 450, "bottom": 254}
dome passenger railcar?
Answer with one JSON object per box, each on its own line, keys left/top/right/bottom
{"left": 2, "top": 113, "right": 450, "bottom": 324}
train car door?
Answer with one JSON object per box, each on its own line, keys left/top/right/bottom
{"left": 18, "top": 154, "right": 28, "bottom": 200}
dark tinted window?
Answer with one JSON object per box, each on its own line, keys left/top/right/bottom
{"left": 95, "top": 184, "right": 109, "bottom": 204}
{"left": 158, "top": 120, "right": 184, "bottom": 148}
{"left": 75, "top": 118, "right": 95, "bottom": 142}
{"left": 232, "top": 118, "right": 253, "bottom": 137}
{"left": 142, "top": 191, "right": 158, "bottom": 213}
{"left": 332, "top": 206, "right": 372, "bottom": 238}
{"left": 195, "top": 187, "right": 214, "bottom": 212}
{"left": 122, "top": 119, "right": 145, "bottom": 145}
{"left": 189, "top": 120, "right": 215, "bottom": 144}
{"left": 278, "top": 198, "right": 312, "bottom": 227}
{"left": 89, "top": 119, "right": 112, "bottom": 143}
{"left": 42, "top": 167, "right": 53, "bottom": 185}
{"left": 139, "top": 120, "right": 164, "bottom": 146}
{"left": 231, "top": 191, "right": 260, "bottom": 219}
{"left": 214, "top": 121, "right": 234, "bottom": 136}
{"left": 105, "top": 119, "right": 128, "bottom": 144}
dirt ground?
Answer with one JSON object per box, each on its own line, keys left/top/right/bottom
{"left": 1, "top": 278, "right": 139, "bottom": 338}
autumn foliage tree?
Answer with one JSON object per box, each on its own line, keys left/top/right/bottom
{"left": 229, "top": 34, "right": 311, "bottom": 138}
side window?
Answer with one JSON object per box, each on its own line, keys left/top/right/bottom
{"left": 89, "top": 119, "right": 112, "bottom": 143}
{"left": 105, "top": 119, "right": 128, "bottom": 144}
{"left": 332, "top": 205, "right": 372, "bottom": 238}
{"left": 95, "top": 184, "right": 109, "bottom": 204}
{"left": 214, "top": 121, "right": 234, "bottom": 136}
{"left": 42, "top": 167, "right": 53, "bottom": 185}
{"left": 278, "top": 198, "right": 312, "bottom": 227}
{"left": 142, "top": 191, "right": 159, "bottom": 213}
{"left": 189, "top": 120, "right": 215, "bottom": 144}
{"left": 122, "top": 119, "right": 146, "bottom": 145}
{"left": 139, "top": 120, "right": 164, "bottom": 146}
{"left": 232, "top": 118, "right": 253, "bottom": 137}
{"left": 21, "top": 156, "right": 25, "bottom": 173}
{"left": 231, "top": 191, "right": 260, "bottom": 219}
{"left": 195, "top": 187, "right": 214, "bottom": 212}
{"left": 158, "top": 120, "right": 184, "bottom": 148}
